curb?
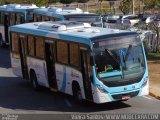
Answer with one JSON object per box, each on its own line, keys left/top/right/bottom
{"left": 149, "top": 92, "right": 160, "bottom": 100}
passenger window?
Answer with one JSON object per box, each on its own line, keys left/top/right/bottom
{"left": 45, "top": 16, "right": 50, "bottom": 21}
{"left": 0, "top": 12, "right": 4, "bottom": 24}
{"left": 0, "top": 12, "right": 1, "bottom": 24}
{"left": 16, "top": 13, "right": 21, "bottom": 25}
{"left": 33, "top": 14, "right": 37, "bottom": 22}
{"left": 12, "top": 32, "right": 19, "bottom": 53}
{"left": 10, "top": 13, "right": 16, "bottom": 25}
{"left": 57, "top": 41, "right": 68, "bottom": 64}
{"left": 70, "top": 43, "right": 79, "bottom": 67}
{"left": 35, "top": 37, "right": 44, "bottom": 59}
{"left": 36, "top": 15, "right": 42, "bottom": 22}
{"left": 28, "top": 36, "right": 35, "bottom": 56}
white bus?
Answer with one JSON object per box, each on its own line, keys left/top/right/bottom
{"left": 9, "top": 21, "right": 149, "bottom": 103}
{"left": 33, "top": 7, "right": 102, "bottom": 27}
{"left": 0, "top": 4, "right": 38, "bottom": 46}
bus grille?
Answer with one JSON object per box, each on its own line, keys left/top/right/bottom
{"left": 112, "top": 91, "right": 139, "bottom": 100}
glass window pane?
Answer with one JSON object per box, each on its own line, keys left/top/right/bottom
{"left": 28, "top": 36, "right": 35, "bottom": 56}
{"left": 10, "top": 13, "right": 15, "bottom": 25}
{"left": 35, "top": 37, "right": 44, "bottom": 59}
{"left": 0, "top": 12, "right": 5, "bottom": 24}
{"left": 57, "top": 41, "right": 68, "bottom": 64}
{"left": 33, "top": 14, "right": 37, "bottom": 22}
{"left": 12, "top": 33, "right": 19, "bottom": 52}
{"left": 70, "top": 43, "right": 79, "bottom": 67}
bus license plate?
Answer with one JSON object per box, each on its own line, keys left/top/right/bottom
{"left": 122, "top": 95, "right": 130, "bottom": 100}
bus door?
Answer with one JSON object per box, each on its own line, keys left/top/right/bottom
{"left": 19, "top": 35, "right": 29, "bottom": 80}
{"left": 45, "top": 41, "right": 58, "bottom": 91}
{"left": 80, "top": 48, "right": 93, "bottom": 101}
{"left": 4, "top": 13, "right": 9, "bottom": 44}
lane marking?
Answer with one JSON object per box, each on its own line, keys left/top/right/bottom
{"left": 64, "top": 99, "right": 72, "bottom": 108}
{"left": 142, "top": 96, "right": 152, "bottom": 100}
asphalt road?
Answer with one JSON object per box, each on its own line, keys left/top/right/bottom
{"left": 0, "top": 47, "right": 160, "bottom": 120}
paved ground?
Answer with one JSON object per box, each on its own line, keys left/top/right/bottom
{"left": 0, "top": 47, "right": 160, "bottom": 120}
{"left": 148, "top": 61, "right": 160, "bottom": 99}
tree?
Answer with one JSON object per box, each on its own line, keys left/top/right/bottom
{"left": 106, "top": 0, "right": 116, "bottom": 14}
{"left": 78, "top": 0, "right": 89, "bottom": 3}
{"left": 60, "top": 0, "right": 77, "bottom": 4}
{"left": 144, "top": 0, "right": 160, "bottom": 10}
{"left": 119, "top": 0, "right": 132, "bottom": 14}
{"left": 29, "top": 0, "right": 49, "bottom": 7}
{"left": 49, "top": 0, "right": 60, "bottom": 4}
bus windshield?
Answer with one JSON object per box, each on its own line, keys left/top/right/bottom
{"left": 93, "top": 35, "right": 145, "bottom": 82}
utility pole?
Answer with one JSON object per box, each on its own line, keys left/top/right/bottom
{"left": 132, "top": 0, "right": 135, "bottom": 15}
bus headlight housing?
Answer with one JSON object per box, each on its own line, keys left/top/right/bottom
{"left": 141, "top": 76, "right": 148, "bottom": 88}
{"left": 96, "top": 84, "right": 108, "bottom": 93}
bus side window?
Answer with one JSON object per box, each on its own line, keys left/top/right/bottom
{"left": 28, "top": 36, "right": 35, "bottom": 56}
{"left": 35, "top": 37, "right": 44, "bottom": 59}
{"left": 0, "top": 12, "right": 1, "bottom": 24}
{"left": 11, "top": 32, "right": 19, "bottom": 53}
{"left": 45, "top": 16, "right": 50, "bottom": 21}
{"left": 50, "top": 17, "right": 55, "bottom": 21}
{"left": 42, "top": 16, "right": 45, "bottom": 21}
{"left": 0, "top": 12, "right": 4, "bottom": 24}
{"left": 57, "top": 41, "right": 68, "bottom": 64}
{"left": 33, "top": 14, "right": 37, "bottom": 22}
{"left": 69, "top": 43, "right": 79, "bottom": 67}
{"left": 16, "top": 13, "right": 22, "bottom": 24}
{"left": 10, "top": 13, "right": 16, "bottom": 25}
{"left": 37, "top": 15, "right": 42, "bottom": 22}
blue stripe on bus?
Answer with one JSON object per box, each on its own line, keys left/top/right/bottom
{"left": 60, "top": 66, "right": 67, "bottom": 92}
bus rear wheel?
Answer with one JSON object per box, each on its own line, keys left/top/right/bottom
{"left": 30, "top": 71, "right": 40, "bottom": 90}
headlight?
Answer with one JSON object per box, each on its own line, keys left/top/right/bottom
{"left": 96, "top": 84, "right": 108, "bottom": 93}
{"left": 141, "top": 76, "right": 148, "bottom": 88}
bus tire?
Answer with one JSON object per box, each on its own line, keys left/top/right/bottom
{"left": 72, "top": 83, "right": 83, "bottom": 102}
{"left": 30, "top": 71, "right": 40, "bottom": 90}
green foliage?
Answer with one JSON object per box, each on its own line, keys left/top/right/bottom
{"left": 78, "top": 0, "right": 89, "bottom": 3}
{"left": 144, "top": 0, "right": 160, "bottom": 9}
{"left": 60, "top": 0, "right": 77, "bottom": 4}
{"left": 30, "top": 0, "right": 49, "bottom": 7}
{"left": 96, "top": 9, "right": 109, "bottom": 14}
{"left": 148, "top": 53, "right": 160, "bottom": 60}
{"left": 49, "top": 0, "right": 60, "bottom": 3}
{"left": 119, "top": 0, "right": 132, "bottom": 14}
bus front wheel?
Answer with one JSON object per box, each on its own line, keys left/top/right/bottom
{"left": 72, "top": 83, "right": 83, "bottom": 102}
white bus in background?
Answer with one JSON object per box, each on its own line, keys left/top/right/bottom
{"left": 33, "top": 6, "right": 103, "bottom": 27}
{"left": 9, "top": 21, "right": 149, "bottom": 103}
{"left": 0, "top": 4, "right": 38, "bottom": 46}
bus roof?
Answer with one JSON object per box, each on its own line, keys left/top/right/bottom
{"left": 0, "top": 4, "right": 38, "bottom": 13}
{"left": 9, "top": 21, "right": 137, "bottom": 46}
{"left": 33, "top": 7, "right": 99, "bottom": 19}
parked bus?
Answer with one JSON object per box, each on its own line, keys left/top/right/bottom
{"left": 0, "top": 4, "right": 38, "bottom": 46}
{"left": 9, "top": 21, "right": 149, "bottom": 103}
{"left": 33, "top": 7, "right": 102, "bottom": 27}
